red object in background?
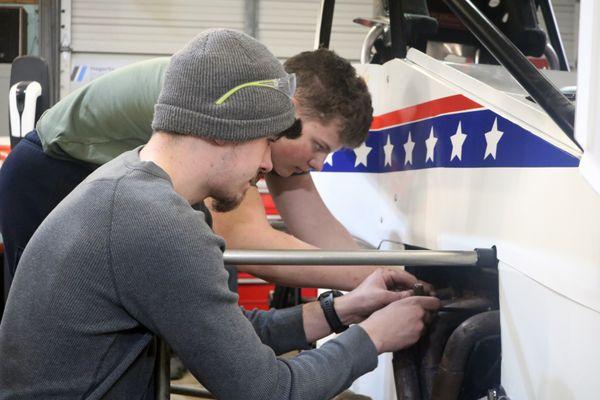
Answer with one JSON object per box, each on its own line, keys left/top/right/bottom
{"left": 260, "top": 193, "right": 279, "bottom": 216}
{"left": 0, "top": 141, "right": 7, "bottom": 253}
{"left": 237, "top": 272, "right": 318, "bottom": 311}
{"left": 237, "top": 272, "right": 274, "bottom": 310}
{"left": 236, "top": 193, "right": 279, "bottom": 311}
{"left": 528, "top": 56, "right": 550, "bottom": 70}
{"left": 0, "top": 145, "right": 10, "bottom": 167}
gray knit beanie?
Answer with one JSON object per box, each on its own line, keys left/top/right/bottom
{"left": 152, "top": 29, "right": 295, "bottom": 141}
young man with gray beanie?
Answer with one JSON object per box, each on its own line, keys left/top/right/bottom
{"left": 0, "top": 29, "right": 438, "bottom": 399}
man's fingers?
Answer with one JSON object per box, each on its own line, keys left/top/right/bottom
{"left": 411, "top": 296, "right": 441, "bottom": 311}
{"left": 417, "top": 280, "right": 436, "bottom": 296}
{"left": 384, "top": 269, "right": 418, "bottom": 289}
{"left": 384, "top": 289, "right": 413, "bottom": 303}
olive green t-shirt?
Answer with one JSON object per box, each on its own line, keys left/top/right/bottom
{"left": 36, "top": 57, "right": 170, "bottom": 165}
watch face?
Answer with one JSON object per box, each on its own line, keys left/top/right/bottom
{"left": 318, "top": 290, "right": 343, "bottom": 301}
{"left": 317, "top": 290, "right": 333, "bottom": 301}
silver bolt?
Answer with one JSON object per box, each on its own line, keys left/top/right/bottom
{"left": 487, "top": 389, "right": 498, "bottom": 400}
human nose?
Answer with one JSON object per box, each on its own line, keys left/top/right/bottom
{"left": 308, "top": 154, "right": 326, "bottom": 171}
{"left": 259, "top": 144, "right": 273, "bottom": 173}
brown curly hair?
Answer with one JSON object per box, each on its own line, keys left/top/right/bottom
{"left": 284, "top": 48, "right": 373, "bottom": 148}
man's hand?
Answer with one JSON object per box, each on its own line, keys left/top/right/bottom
{"left": 334, "top": 268, "right": 419, "bottom": 325}
{"left": 359, "top": 296, "right": 441, "bottom": 353}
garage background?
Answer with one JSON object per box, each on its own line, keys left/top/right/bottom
{"left": 0, "top": 0, "right": 583, "bottom": 136}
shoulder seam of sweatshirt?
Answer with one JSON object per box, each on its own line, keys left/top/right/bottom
{"left": 106, "top": 161, "right": 172, "bottom": 307}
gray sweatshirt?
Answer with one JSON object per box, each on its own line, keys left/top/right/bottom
{"left": 0, "top": 148, "right": 378, "bottom": 400}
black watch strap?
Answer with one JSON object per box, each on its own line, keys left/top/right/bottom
{"left": 318, "top": 290, "right": 348, "bottom": 334}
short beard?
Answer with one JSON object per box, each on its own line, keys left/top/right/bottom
{"left": 210, "top": 171, "right": 260, "bottom": 213}
{"left": 211, "top": 194, "right": 243, "bottom": 213}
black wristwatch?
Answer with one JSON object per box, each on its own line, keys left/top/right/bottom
{"left": 318, "top": 290, "right": 349, "bottom": 334}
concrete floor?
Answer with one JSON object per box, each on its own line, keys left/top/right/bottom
{"left": 171, "top": 372, "right": 209, "bottom": 400}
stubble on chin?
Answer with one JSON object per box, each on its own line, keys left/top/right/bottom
{"left": 210, "top": 182, "right": 252, "bottom": 212}
{"left": 212, "top": 172, "right": 260, "bottom": 213}
{"left": 210, "top": 195, "right": 242, "bottom": 213}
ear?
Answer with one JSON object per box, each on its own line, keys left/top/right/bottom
{"left": 291, "top": 97, "right": 302, "bottom": 118}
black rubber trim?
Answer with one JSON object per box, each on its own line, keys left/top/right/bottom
{"left": 316, "top": 0, "right": 335, "bottom": 49}
{"left": 475, "top": 246, "right": 498, "bottom": 270}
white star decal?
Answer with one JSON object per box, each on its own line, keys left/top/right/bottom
{"left": 425, "top": 127, "right": 438, "bottom": 163}
{"left": 403, "top": 132, "right": 415, "bottom": 165}
{"left": 450, "top": 121, "right": 468, "bottom": 161}
{"left": 383, "top": 134, "right": 394, "bottom": 166}
{"left": 484, "top": 118, "right": 504, "bottom": 159}
{"left": 324, "top": 152, "right": 334, "bottom": 166}
{"left": 353, "top": 142, "right": 372, "bottom": 167}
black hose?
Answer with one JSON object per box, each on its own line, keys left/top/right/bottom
{"left": 419, "top": 297, "right": 492, "bottom": 399}
{"left": 393, "top": 347, "right": 422, "bottom": 400}
{"left": 431, "top": 311, "right": 500, "bottom": 400}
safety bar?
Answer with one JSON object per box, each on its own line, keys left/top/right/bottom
{"left": 223, "top": 247, "right": 497, "bottom": 269}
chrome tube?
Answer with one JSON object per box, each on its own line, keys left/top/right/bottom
{"left": 538, "top": 0, "right": 570, "bottom": 71}
{"left": 361, "top": 24, "right": 384, "bottom": 64}
{"left": 544, "top": 43, "right": 560, "bottom": 71}
{"left": 223, "top": 249, "right": 478, "bottom": 266}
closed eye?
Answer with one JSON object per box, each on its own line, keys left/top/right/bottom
{"left": 313, "top": 140, "right": 330, "bottom": 153}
